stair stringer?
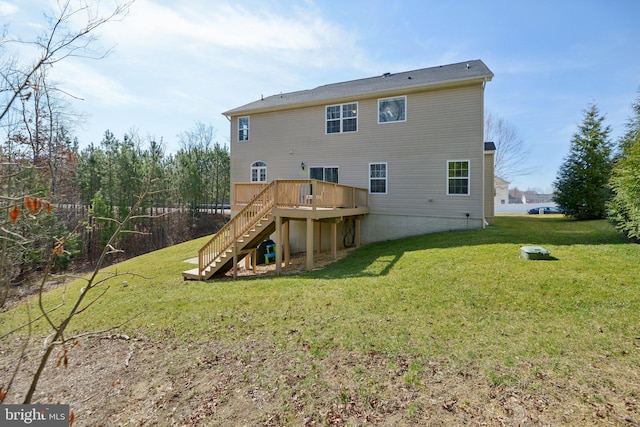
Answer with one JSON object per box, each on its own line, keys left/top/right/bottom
{"left": 204, "top": 215, "right": 276, "bottom": 279}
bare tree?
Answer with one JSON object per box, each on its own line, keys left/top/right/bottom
{"left": 1, "top": 1, "right": 137, "bottom": 411}
{"left": 485, "top": 113, "right": 534, "bottom": 182}
{"left": 0, "top": 171, "right": 160, "bottom": 406}
{"left": 1, "top": 0, "right": 136, "bottom": 307}
{"left": 0, "top": 0, "right": 134, "bottom": 124}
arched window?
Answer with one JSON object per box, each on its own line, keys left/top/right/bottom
{"left": 251, "top": 161, "right": 267, "bottom": 182}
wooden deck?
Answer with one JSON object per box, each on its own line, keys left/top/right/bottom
{"left": 233, "top": 180, "right": 369, "bottom": 215}
{"left": 183, "top": 180, "right": 369, "bottom": 280}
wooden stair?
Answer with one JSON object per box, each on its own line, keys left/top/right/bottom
{"left": 182, "top": 182, "right": 275, "bottom": 280}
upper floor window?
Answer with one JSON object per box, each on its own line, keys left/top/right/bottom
{"left": 238, "top": 116, "right": 249, "bottom": 141}
{"left": 447, "top": 160, "right": 469, "bottom": 195}
{"left": 369, "top": 162, "right": 387, "bottom": 194}
{"left": 378, "top": 96, "right": 406, "bottom": 123}
{"left": 251, "top": 161, "right": 266, "bottom": 182}
{"left": 326, "top": 103, "right": 357, "bottom": 134}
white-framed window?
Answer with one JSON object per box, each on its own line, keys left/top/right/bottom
{"left": 378, "top": 96, "right": 406, "bottom": 123}
{"left": 447, "top": 160, "right": 470, "bottom": 195}
{"left": 251, "top": 161, "right": 267, "bottom": 182}
{"left": 309, "top": 166, "right": 339, "bottom": 183}
{"left": 238, "top": 116, "right": 249, "bottom": 141}
{"left": 369, "top": 162, "right": 387, "bottom": 194}
{"left": 326, "top": 102, "right": 358, "bottom": 134}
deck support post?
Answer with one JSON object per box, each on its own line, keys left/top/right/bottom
{"left": 284, "top": 219, "right": 290, "bottom": 266}
{"left": 355, "top": 217, "right": 361, "bottom": 247}
{"left": 331, "top": 222, "right": 337, "bottom": 259}
{"left": 306, "top": 218, "right": 314, "bottom": 271}
{"left": 315, "top": 222, "right": 321, "bottom": 253}
{"left": 275, "top": 215, "right": 282, "bottom": 275}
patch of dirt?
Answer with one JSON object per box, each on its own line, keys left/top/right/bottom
{"left": 220, "top": 248, "right": 358, "bottom": 279}
{"left": 1, "top": 335, "right": 638, "bottom": 426}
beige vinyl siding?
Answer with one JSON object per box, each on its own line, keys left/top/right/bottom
{"left": 230, "top": 81, "right": 486, "bottom": 224}
{"left": 484, "top": 151, "right": 495, "bottom": 224}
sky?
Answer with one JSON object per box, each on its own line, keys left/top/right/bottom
{"left": 2, "top": 0, "right": 639, "bottom": 192}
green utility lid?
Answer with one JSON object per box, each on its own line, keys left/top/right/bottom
{"left": 520, "top": 246, "right": 551, "bottom": 260}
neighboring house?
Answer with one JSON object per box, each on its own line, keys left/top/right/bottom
{"left": 183, "top": 60, "right": 494, "bottom": 280}
{"left": 494, "top": 176, "right": 510, "bottom": 206}
{"left": 522, "top": 192, "right": 554, "bottom": 204}
{"left": 509, "top": 189, "right": 554, "bottom": 205}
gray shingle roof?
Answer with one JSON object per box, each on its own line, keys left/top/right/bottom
{"left": 224, "top": 59, "right": 492, "bottom": 116}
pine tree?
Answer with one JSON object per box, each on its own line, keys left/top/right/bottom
{"left": 607, "top": 89, "right": 640, "bottom": 239}
{"left": 553, "top": 103, "right": 613, "bottom": 220}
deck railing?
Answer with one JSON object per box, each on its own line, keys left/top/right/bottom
{"left": 234, "top": 180, "right": 368, "bottom": 211}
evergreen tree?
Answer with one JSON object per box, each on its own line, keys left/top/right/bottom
{"left": 607, "top": 89, "right": 640, "bottom": 239}
{"left": 553, "top": 103, "right": 613, "bottom": 220}
{"left": 616, "top": 89, "right": 640, "bottom": 156}
{"left": 77, "top": 142, "right": 106, "bottom": 205}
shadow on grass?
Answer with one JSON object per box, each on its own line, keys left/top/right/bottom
{"left": 307, "top": 216, "right": 627, "bottom": 280}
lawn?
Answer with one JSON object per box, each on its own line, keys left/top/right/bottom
{"left": 1, "top": 215, "right": 639, "bottom": 426}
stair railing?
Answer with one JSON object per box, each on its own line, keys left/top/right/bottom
{"left": 198, "top": 181, "right": 275, "bottom": 276}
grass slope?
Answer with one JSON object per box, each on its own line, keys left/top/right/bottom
{"left": 1, "top": 215, "right": 639, "bottom": 425}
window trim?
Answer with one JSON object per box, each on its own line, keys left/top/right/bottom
{"left": 325, "top": 102, "right": 358, "bottom": 134}
{"left": 250, "top": 160, "right": 267, "bottom": 182}
{"left": 447, "top": 160, "right": 470, "bottom": 196}
{"left": 369, "top": 162, "right": 388, "bottom": 194}
{"left": 378, "top": 96, "right": 407, "bottom": 124}
{"left": 238, "top": 116, "right": 250, "bottom": 141}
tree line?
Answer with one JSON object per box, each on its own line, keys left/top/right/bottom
{"left": 0, "top": 15, "right": 231, "bottom": 291}
{"left": 2, "top": 118, "right": 230, "bottom": 289}
{"left": 553, "top": 91, "right": 640, "bottom": 241}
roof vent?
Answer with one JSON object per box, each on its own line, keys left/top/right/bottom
{"left": 382, "top": 72, "right": 391, "bottom": 78}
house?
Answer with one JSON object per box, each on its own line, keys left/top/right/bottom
{"left": 183, "top": 60, "right": 494, "bottom": 280}
{"left": 521, "top": 191, "right": 554, "bottom": 205}
{"left": 494, "top": 176, "right": 510, "bottom": 206}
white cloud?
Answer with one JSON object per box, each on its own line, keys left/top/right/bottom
{"left": 99, "top": 0, "right": 364, "bottom": 69}
{"left": 0, "top": 1, "right": 18, "bottom": 16}
{"left": 49, "top": 60, "right": 140, "bottom": 107}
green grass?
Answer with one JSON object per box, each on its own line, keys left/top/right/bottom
{"left": 2, "top": 215, "right": 639, "bottom": 374}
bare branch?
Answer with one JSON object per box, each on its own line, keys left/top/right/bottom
{"left": 0, "top": 302, "right": 64, "bottom": 340}
{"left": 0, "top": 226, "right": 31, "bottom": 243}
{"left": 118, "top": 230, "right": 150, "bottom": 236}
{"left": 75, "top": 286, "right": 110, "bottom": 315}
{"left": 22, "top": 168, "right": 154, "bottom": 403}
{"left": 92, "top": 216, "right": 122, "bottom": 225}
{"left": 0, "top": 0, "right": 135, "bottom": 123}
{"left": 485, "top": 112, "right": 535, "bottom": 182}
{"left": 47, "top": 312, "right": 145, "bottom": 345}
